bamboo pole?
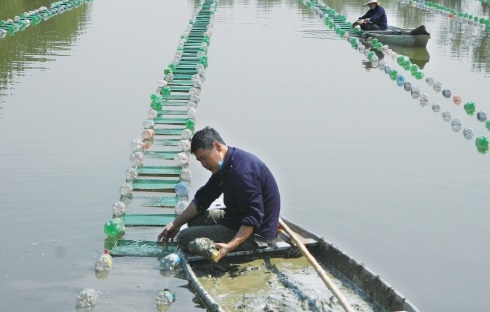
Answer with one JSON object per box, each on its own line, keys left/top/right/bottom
{"left": 278, "top": 218, "right": 356, "bottom": 312}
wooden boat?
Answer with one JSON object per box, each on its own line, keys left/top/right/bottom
{"left": 362, "top": 26, "right": 431, "bottom": 48}
{"left": 181, "top": 217, "right": 420, "bottom": 312}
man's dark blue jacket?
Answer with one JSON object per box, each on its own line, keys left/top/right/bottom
{"left": 192, "top": 147, "right": 281, "bottom": 240}
{"left": 359, "top": 5, "right": 388, "bottom": 30}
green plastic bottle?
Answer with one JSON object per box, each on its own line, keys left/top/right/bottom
{"left": 104, "top": 218, "right": 125, "bottom": 237}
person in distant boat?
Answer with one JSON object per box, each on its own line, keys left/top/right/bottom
{"left": 157, "top": 126, "right": 281, "bottom": 262}
{"left": 357, "top": 0, "right": 388, "bottom": 31}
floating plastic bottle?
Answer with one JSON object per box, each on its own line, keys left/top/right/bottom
{"left": 157, "top": 80, "right": 167, "bottom": 88}
{"left": 174, "top": 152, "right": 189, "bottom": 166}
{"left": 180, "top": 168, "right": 192, "bottom": 181}
{"left": 164, "top": 73, "right": 174, "bottom": 82}
{"left": 148, "top": 109, "right": 158, "bottom": 119}
{"left": 442, "top": 89, "right": 452, "bottom": 98}
{"left": 143, "top": 119, "right": 155, "bottom": 129}
{"left": 130, "top": 138, "right": 144, "bottom": 152}
{"left": 463, "top": 128, "right": 474, "bottom": 140}
{"left": 175, "top": 181, "right": 190, "bottom": 197}
{"left": 403, "top": 81, "right": 412, "bottom": 91}
{"left": 411, "top": 86, "right": 420, "bottom": 99}
{"left": 453, "top": 95, "right": 462, "bottom": 105}
{"left": 112, "top": 201, "right": 126, "bottom": 217}
{"left": 188, "top": 237, "right": 219, "bottom": 262}
{"left": 175, "top": 199, "right": 188, "bottom": 215}
{"left": 160, "top": 253, "right": 181, "bottom": 272}
{"left": 433, "top": 81, "right": 442, "bottom": 92}
{"left": 129, "top": 151, "right": 144, "bottom": 166}
{"left": 451, "top": 117, "right": 462, "bottom": 132}
{"left": 104, "top": 218, "right": 125, "bottom": 237}
{"left": 190, "top": 95, "right": 200, "bottom": 105}
{"left": 410, "top": 64, "right": 419, "bottom": 74}
{"left": 419, "top": 94, "right": 429, "bottom": 107}
{"left": 126, "top": 167, "right": 138, "bottom": 182}
{"left": 155, "top": 289, "right": 176, "bottom": 312}
{"left": 187, "top": 101, "right": 198, "bottom": 109}
{"left": 95, "top": 250, "right": 113, "bottom": 273}
{"left": 120, "top": 183, "right": 133, "bottom": 197}
{"left": 188, "top": 107, "right": 197, "bottom": 119}
{"left": 477, "top": 111, "right": 487, "bottom": 122}
{"left": 141, "top": 128, "right": 155, "bottom": 140}
{"left": 464, "top": 102, "right": 476, "bottom": 116}
{"left": 186, "top": 119, "right": 195, "bottom": 132}
{"left": 389, "top": 70, "right": 398, "bottom": 81}
{"left": 431, "top": 103, "right": 441, "bottom": 112}
{"left": 475, "top": 136, "right": 489, "bottom": 154}
{"left": 177, "top": 140, "right": 191, "bottom": 152}
{"left": 441, "top": 111, "right": 452, "bottom": 122}
{"left": 76, "top": 289, "right": 99, "bottom": 308}
{"left": 182, "top": 129, "right": 193, "bottom": 140}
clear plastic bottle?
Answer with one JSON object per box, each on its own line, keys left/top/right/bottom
{"left": 95, "top": 250, "right": 113, "bottom": 272}
{"left": 112, "top": 201, "right": 126, "bottom": 217}
{"left": 126, "top": 167, "right": 138, "bottom": 182}
{"left": 175, "top": 181, "right": 190, "bottom": 197}
{"left": 155, "top": 289, "right": 176, "bottom": 312}
{"left": 120, "top": 183, "right": 133, "bottom": 197}
{"left": 174, "top": 152, "right": 189, "bottom": 166}
{"left": 75, "top": 288, "right": 99, "bottom": 308}
{"left": 129, "top": 151, "right": 144, "bottom": 166}
{"left": 160, "top": 253, "right": 181, "bottom": 272}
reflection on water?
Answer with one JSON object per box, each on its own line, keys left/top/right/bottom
{"left": 0, "top": 0, "right": 91, "bottom": 109}
{"left": 324, "top": 0, "right": 490, "bottom": 74}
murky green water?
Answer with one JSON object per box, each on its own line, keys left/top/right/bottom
{"left": 0, "top": 0, "right": 489, "bottom": 311}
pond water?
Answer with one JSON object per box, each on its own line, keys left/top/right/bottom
{"left": 0, "top": 0, "right": 489, "bottom": 311}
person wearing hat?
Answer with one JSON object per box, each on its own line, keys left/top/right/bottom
{"left": 357, "top": 0, "right": 388, "bottom": 31}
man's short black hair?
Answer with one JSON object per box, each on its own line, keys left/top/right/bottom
{"left": 191, "top": 126, "right": 226, "bottom": 153}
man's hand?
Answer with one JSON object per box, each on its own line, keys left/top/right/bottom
{"left": 215, "top": 243, "right": 231, "bottom": 262}
{"left": 157, "top": 222, "right": 181, "bottom": 243}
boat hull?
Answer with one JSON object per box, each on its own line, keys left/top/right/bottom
{"left": 362, "top": 26, "right": 430, "bottom": 48}
{"left": 182, "top": 218, "right": 421, "bottom": 312}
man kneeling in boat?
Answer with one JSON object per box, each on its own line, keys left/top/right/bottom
{"left": 157, "top": 126, "right": 281, "bottom": 262}
{"left": 356, "top": 0, "right": 388, "bottom": 31}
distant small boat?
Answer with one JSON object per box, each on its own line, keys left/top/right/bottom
{"left": 362, "top": 25, "right": 431, "bottom": 48}
{"left": 181, "top": 217, "right": 421, "bottom": 312}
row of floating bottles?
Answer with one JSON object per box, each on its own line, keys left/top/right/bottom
{"left": 76, "top": 0, "right": 220, "bottom": 310}
{"left": 397, "top": 0, "right": 490, "bottom": 32}
{"left": 301, "top": 0, "right": 489, "bottom": 154}
{"left": 0, "top": 0, "right": 93, "bottom": 39}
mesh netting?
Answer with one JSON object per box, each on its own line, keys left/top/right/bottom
{"left": 154, "top": 128, "right": 186, "bottom": 135}
{"left": 143, "top": 151, "right": 180, "bottom": 160}
{"left": 153, "top": 117, "right": 188, "bottom": 125}
{"left": 132, "top": 179, "right": 179, "bottom": 191}
{"left": 137, "top": 166, "right": 182, "bottom": 176}
{"left": 123, "top": 213, "right": 177, "bottom": 226}
{"left": 110, "top": 240, "right": 178, "bottom": 257}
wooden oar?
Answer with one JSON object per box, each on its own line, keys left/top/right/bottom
{"left": 278, "top": 218, "right": 356, "bottom": 312}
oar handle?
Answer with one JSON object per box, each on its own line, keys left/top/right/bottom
{"left": 278, "top": 218, "right": 356, "bottom": 312}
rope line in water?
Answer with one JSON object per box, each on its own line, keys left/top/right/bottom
{"left": 302, "top": 0, "right": 489, "bottom": 154}
{"left": 104, "top": 0, "right": 219, "bottom": 245}
{"left": 78, "top": 3, "right": 219, "bottom": 307}
{"left": 0, "top": 0, "right": 93, "bottom": 39}
{"left": 396, "top": 0, "right": 490, "bottom": 29}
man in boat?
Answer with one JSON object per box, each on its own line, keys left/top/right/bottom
{"left": 356, "top": 0, "right": 388, "bottom": 31}
{"left": 157, "top": 126, "right": 281, "bottom": 262}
